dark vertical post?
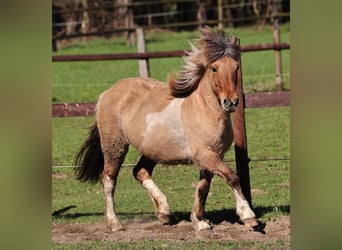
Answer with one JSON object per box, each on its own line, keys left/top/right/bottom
{"left": 52, "top": 39, "right": 57, "bottom": 52}
{"left": 232, "top": 38, "right": 252, "bottom": 205}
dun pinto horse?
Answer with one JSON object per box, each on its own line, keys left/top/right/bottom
{"left": 75, "top": 27, "right": 258, "bottom": 232}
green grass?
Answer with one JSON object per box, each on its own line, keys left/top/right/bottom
{"left": 53, "top": 239, "right": 289, "bottom": 249}
{"left": 52, "top": 25, "right": 290, "bottom": 248}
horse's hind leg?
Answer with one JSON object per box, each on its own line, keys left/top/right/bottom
{"left": 191, "top": 169, "right": 213, "bottom": 231}
{"left": 133, "top": 155, "right": 171, "bottom": 224}
{"left": 101, "top": 140, "right": 128, "bottom": 232}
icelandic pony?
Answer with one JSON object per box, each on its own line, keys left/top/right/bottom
{"left": 75, "top": 27, "right": 258, "bottom": 231}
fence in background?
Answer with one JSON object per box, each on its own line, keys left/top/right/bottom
{"left": 53, "top": 0, "right": 289, "bottom": 42}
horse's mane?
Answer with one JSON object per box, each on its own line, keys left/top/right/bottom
{"left": 168, "top": 26, "right": 240, "bottom": 98}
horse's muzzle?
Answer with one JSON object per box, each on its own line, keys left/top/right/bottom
{"left": 222, "top": 97, "right": 239, "bottom": 113}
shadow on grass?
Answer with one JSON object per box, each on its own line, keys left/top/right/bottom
{"left": 52, "top": 204, "right": 289, "bottom": 224}
{"left": 172, "top": 204, "right": 290, "bottom": 224}
{"left": 52, "top": 206, "right": 155, "bottom": 220}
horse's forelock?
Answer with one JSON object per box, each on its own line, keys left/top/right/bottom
{"left": 200, "top": 26, "right": 240, "bottom": 63}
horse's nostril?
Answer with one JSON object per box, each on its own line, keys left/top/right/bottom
{"left": 223, "top": 98, "right": 239, "bottom": 108}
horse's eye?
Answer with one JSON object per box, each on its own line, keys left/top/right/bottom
{"left": 211, "top": 67, "right": 217, "bottom": 73}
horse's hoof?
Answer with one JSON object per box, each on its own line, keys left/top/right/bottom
{"left": 157, "top": 212, "right": 172, "bottom": 224}
{"left": 107, "top": 222, "right": 125, "bottom": 232}
{"left": 243, "top": 217, "right": 258, "bottom": 228}
{"left": 193, "top": 220, "right": 211, "bottom": 231}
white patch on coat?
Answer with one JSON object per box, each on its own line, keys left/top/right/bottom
{"left": 143, "top": 98, "right": 191, "bottom": 156}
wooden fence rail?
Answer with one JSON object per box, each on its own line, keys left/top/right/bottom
{"left": 52, "top": 92, "right": 290, "bottom": 118}
{"left": 52, "top": 43, "right": 289, "bottom": 62}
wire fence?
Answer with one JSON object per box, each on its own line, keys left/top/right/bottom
{"left": 53, "top": 158, "right": 290, "bottom": 169}
{"left": 53, "top": 0, "right": 290, "bottom": 41}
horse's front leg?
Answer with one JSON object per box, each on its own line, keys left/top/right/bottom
{"left": 191, "top": 169, "right": 213, "bottom": 231}
{"left": 194, "top": 152, "right": 258, "bottom": 229}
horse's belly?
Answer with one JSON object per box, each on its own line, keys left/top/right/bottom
{"left": 140, "top": 123, "right": 191, "bottom": 162}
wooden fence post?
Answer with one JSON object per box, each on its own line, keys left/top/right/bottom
{"left": 136, "top": 28, "right": 150, "bottom": 77}
{"left": 272, "top": 0, "right": 283, "bottom": 91}
{"left": 233, "top": 38, "right": 252, "bottom": 205}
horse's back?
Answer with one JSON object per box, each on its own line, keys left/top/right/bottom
{"left": 97, "top": 77, "right": 167, "bottom": 115}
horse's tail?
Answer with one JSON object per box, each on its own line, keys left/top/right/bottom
{"left": 74, "top": 121, "right": 104, "bottom": 184}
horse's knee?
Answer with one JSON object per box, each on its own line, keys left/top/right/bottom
{"left": 226, "top": 169, "right": 241, "bottom": 189}
{"left": 133, "top": 156, "right": 155, "bottom": 182}
{"left": 214, "top": 165, "right": 241, "bottom": 189}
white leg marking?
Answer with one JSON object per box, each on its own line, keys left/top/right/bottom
{"left": 103, "top": 175, "right": 122, "bottom": 230}
{"left": 232, "top": 188, "right": 255, "bottom": 221}
{"left": 142, "top": 179, "right": 170, "bottom": 214}
{"left": 190, "top": 181, "right": 212, "bottom": 231}
{"left": 190, "top": 212, "right": 211, "bottom": 231}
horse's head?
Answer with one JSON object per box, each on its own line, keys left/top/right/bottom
{"left": 168, "top": 26, "right": 241, "bottom": 113}
{"left": 199, "top": 27, "right": 241, "bottom": 113}
{"left": 209, "top": 55, "right": 239, "bottom": 113}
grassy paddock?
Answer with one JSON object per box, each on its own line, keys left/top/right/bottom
{"left": 52, "top": 25, "right": 290, "bottom": 247}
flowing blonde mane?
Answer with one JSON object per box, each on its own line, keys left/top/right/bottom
{"left": 168, "top": 26, "right": 240, "bottom": 97}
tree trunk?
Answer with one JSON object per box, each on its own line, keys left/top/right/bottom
{"left": 80, "top": 0, "right": 89, "bottom": 34}
{"left": 197, "top": 2, "right": 207, "bottom": 28}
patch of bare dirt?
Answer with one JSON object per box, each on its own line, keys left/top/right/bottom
{"left": 52, "top": 216, "right": 290, "bottom": 244}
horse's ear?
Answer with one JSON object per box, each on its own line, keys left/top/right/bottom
{"left": 228, "top": 36, "right": 239, "bottom": 46}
